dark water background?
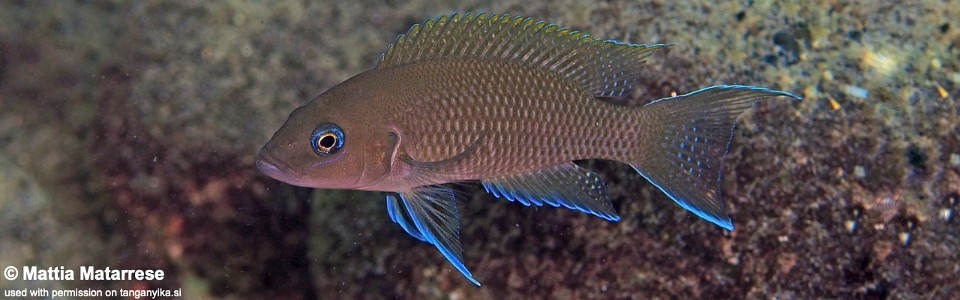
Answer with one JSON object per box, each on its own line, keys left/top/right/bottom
{"left": 1, "top": 1, "right": 957, "bottom": 298}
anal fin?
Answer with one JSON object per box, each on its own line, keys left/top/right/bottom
{"left": 481, "top": 163, "right": 620, "bottom": 221}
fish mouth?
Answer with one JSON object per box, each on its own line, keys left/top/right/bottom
{"left": 256, "top": 148, "right": 300, "bottom": 184}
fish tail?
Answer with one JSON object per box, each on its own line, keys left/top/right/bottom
{"left": 627, "top": 85, "right": 800, "bottom": 230}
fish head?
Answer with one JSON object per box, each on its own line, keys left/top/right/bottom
{"left": 257, "top": 84, "right": 394, "bottom": 190}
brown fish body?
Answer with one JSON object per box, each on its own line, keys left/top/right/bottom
{"left": 337, "top": 58, "right": 647, "bottom": 191}
{"left": 256, "top": 13, "right": 799, "bottom": 286}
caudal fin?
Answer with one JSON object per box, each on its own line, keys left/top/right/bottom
{"left": 630, "top": 85, "right": 800, "bottom": 230}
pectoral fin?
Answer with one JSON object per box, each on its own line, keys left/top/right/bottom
{"left": 386, "top": 185, "right": 480, "bottom": 286}
{"left": 399, "top": 132, "right": 486, "bottom": 179}
{"left": 481, "top": 162, "right": 620, "bottom": 221}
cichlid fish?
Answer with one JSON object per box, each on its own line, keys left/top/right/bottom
{"left": 257, "top": 12, "right": 799, "bottom": 286}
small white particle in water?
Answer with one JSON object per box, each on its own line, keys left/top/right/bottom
{"left": 950, "top": 154, "right": 960, "bottom": 166}
{"left": 853, "top": 165, "right": 866, "bottom": 179}
{"left": 153, "top": 156, "right": 158, "bottom": 162}
{"left": 941, "top": 208, "right": 953, "bottom": 221}
{"left": 898, "top": 232, "right": 910, "bottom": 245}
{"left": 874, "top": 224, "right": 885, "bottom": 230}
{"left": 844, "top": 220, "right": 857, "bottom": 233}
{"left": 842, "top": 85, "right": 869, "bottom": 98}
{"left": 778, "top": 235, "right": 789, "bottom": 242}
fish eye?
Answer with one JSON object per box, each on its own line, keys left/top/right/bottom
{"left": 310, "top": 123, "right": 344, "bottom": 156}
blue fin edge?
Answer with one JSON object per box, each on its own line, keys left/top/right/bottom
{"left": 631, "top": 166, "right": 734, "bottom": 230}
{"left": 481, "top": 181, "right": 620, "bottom": 222}
{"left": 386, "top": 194, "right": 426, "bottom": 242}
{"left": 397, "top": 192, "right": 482, "bottom": 286}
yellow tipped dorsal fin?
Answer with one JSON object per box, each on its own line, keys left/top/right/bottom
{"left": 377, "top": 12, "right": 668, "bottom": 97}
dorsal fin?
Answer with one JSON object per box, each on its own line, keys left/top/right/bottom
{"left": 377, "top": 12, "right": 668, "bottom": 97}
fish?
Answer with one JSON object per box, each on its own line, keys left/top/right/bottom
{"left": 256, "top": 12, "right": 800, "bottom": 286}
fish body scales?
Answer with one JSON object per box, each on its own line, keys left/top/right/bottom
{"left": 372, "top": 58, "right": 645, "bottom": 181}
